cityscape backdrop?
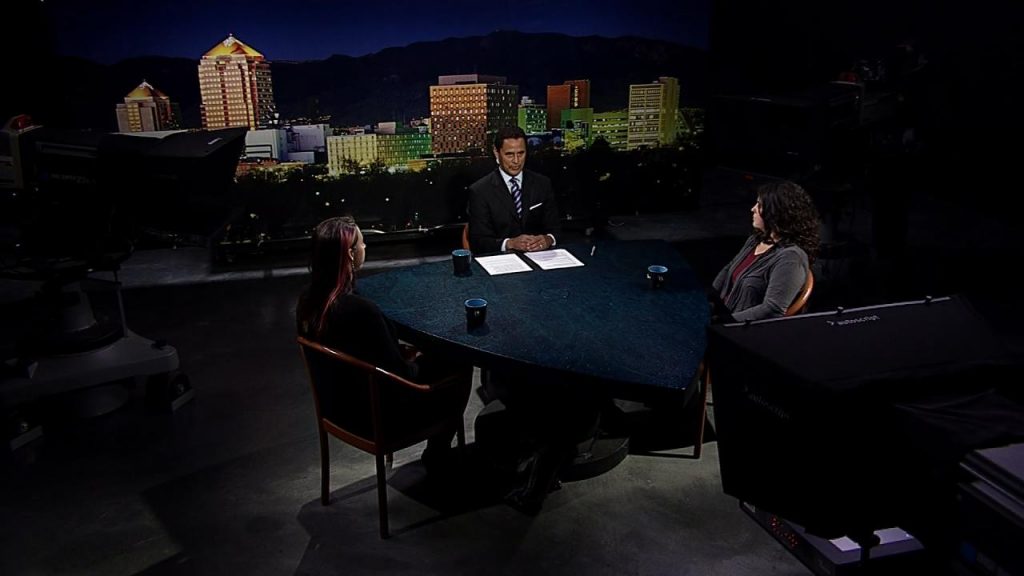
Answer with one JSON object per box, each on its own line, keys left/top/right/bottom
{"left": 4, "top": 0, "right": 1021, "bottom": 261}
{"left": 54, "top": 32, "right": 707, "bottom": 134}
{"left": 3, "top": 0, "right": 715, "bottom": 260}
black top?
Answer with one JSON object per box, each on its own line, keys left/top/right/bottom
{"left": 296, "top": 291, "right": 417, "bottom": 379}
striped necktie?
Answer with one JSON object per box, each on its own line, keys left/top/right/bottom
{"left": 510, "top": 176, "right": 522, "bottom": 217}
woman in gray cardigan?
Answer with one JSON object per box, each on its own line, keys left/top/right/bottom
{"left": 712, "top": 180, "right": 820, "bottom": 322}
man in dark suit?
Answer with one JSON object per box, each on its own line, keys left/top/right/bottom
{"left": 468, "top": 126, "right": 560, "bottom": 254}
{"left": 467, "top": 127, "right": 583, "bottom": 515}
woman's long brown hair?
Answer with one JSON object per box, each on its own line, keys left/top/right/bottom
{"left": 307, "top": 216, "right": 359, "bottom": 337}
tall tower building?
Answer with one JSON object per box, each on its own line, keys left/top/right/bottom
{"left": 627, "top": 76, "right": 679, "bottom": 150}
{"left": 429, "top": 74, "right": 518, "bottom": 155}
{"left": 546, "top": 79, "right": 590, "bottom": 130}
{"left": 115, "top": 81, "right": 179, "bottom": 133}
{"left": 198, "top": 34, "right": 278, "bottom": 130}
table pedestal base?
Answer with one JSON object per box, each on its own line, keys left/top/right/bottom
{"left": 561, "top": 434, "right": 630, "bottom": 481}
{"left": 474, "top": 399, "right": 630, "bottom": 482}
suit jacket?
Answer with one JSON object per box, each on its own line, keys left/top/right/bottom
{"left": 467, "top": 168, "right": 560, "bottom": 254}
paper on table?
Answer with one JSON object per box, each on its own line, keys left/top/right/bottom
{"left": 475, "top": 253, "right": 533, "bottom": 275}
{"left": 524, "top": 248, "right": 585, "bottom": 270}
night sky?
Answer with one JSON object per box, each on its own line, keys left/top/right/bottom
{"left": 46, "top": 0, "right": 710, "bottom": 64}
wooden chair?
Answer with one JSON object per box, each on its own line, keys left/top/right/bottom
{"left": 296, "top": 336, "right": 470, "bottom": 538}
{"left": 692, "top": 268, "right": 814, "bottom": 458}
{"left": 784, "top": 269, "right": 815, "bottom": 317}
{"left": 461, "top": 223, "right": 471, "bottom": 251}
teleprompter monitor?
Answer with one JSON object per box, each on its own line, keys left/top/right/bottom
{"left": 708, "top": 296, "right": 1024, "bottom": 542}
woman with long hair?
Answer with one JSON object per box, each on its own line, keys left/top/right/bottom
{"left": 711, "top": 180, "right": 821, "bottom": 322}
{"left": 296, "top": 216, "right": 471, "bottom": 468}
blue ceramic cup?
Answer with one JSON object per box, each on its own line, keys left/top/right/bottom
{"left": 465, "top": 298, "right": 487, "bottom": 328}
{"left": 452, "top": 249, "right": 472, "bottom": 276}
{"left": 647, "top": 265, "right": 668, "bottom": 289}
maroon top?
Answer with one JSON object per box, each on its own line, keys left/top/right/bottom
{"left": 728, "top": 247, "right": 761, "bottom": 296}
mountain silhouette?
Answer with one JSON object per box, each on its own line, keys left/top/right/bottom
{"left": 48, "top": 31, "right": 706, "bottom": 131}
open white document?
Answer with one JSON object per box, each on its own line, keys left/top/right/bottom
{"left": 524, "top": 249, "right": 585, "bottom": 270}
{"left": 475, "top": 254, "right": 533, "bottom": 275}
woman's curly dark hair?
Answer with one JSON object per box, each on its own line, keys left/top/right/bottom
{"left": 756, "top": 180, "right": 821, "bottom": 263}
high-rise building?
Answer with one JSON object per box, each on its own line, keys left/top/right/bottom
{"left": 429, "top": 74, "right": 518, "bottom": 155}
{"left": 517, "top": 96, "right": 547, "bottom": 134}
{"left": 546, "top": 80, "right": 590, "bottom": 130}
{"left": 115, "top": 81, "right": 179, "bottom": 133}
{"left": 198, "top": 34, "right": 277, "bottom": 130}
{"left": 627, "top": 77, "right": 679, "bottom": 150}
{"left": 592, "top": 109, "right": 629, "bottom": 151}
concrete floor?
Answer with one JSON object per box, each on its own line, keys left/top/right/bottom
{"left": 0, "top": 272, "right": 809, "bottom": 576}
{"left": 2, "top": 179, "right": 1020, "bottom": 575}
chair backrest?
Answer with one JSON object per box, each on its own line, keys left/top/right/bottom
{"left": 461, "top": 223, "right": 471, "bottom": 250}
{"left": 298, "top": 336, "right": 381, "bottom": 451}
{"left": 784, "top": 268, "right": 814, "bottom": 317}
{"left": 297, "top": 335, "right": 471, "bottom": 539}
{"left": 297, "top": 336, "right": 445, "bottom": 453}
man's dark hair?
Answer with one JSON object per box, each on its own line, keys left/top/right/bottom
{"left": 493, "top": 125, "right": 527, "bottom": 151}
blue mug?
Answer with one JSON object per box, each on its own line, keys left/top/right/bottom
{"left": 465, "top": 298, "right": 487, "bottom": 328}
{"left": 647, "top": 265, "right": 668, "bottom": 289}
{"left": 452, "top": 249, "right": 472, "bottom": 276}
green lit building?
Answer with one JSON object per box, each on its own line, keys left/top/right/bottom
{"left": 560, "top": 107, "right": 593, "bottom": 151}
{"left": 378, "top": 132, "right": 432, "bottom": 170}
{"left": 592, "top": 109, "right": 629, "bottom": 151}
{"left": 327, "top": 131, "right": 432, "bottom": 174}
{"left": 517, "top": 97, "right": 547, "bottom": 134}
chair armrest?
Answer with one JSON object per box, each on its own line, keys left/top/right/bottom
{"left": 374, "top": 366, "right": 468, "bottom": 393}
{"left": 298, "top": 335, "right": 467, "bottom": 395}
{"left": 418, "top": 370, "right": 471, "bottom": 392}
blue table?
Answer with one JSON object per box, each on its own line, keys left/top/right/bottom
{"left": 358, "top": 240, "right": 709, "bottom": 400}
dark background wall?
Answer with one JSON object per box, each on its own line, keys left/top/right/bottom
{"left": 707, "top": 0, "right": 1023, "bottom": 210}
